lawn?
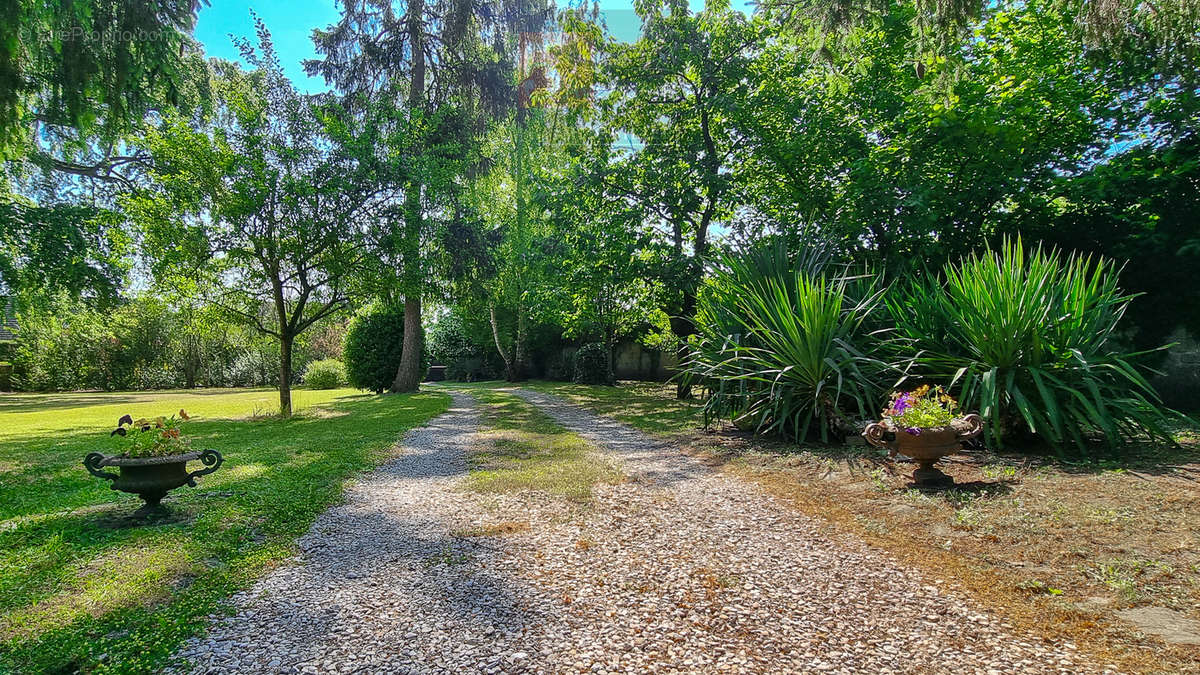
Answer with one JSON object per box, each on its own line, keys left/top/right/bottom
{"left": 0, "top": 387, "right": 449, "bottom": 674}
{"left": 530, "top": 380, "right": 1200, "bottom": 674}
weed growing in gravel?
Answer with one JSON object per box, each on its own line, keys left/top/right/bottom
{"left": 1016, "top": 579, "right": 1064, "bottom": 596}
{"left": 426, "top": 546, "right": 474, "bottom": 567}
{"left": 452, "top": 521, "right": 530, "bottom": 538}
{"left": 868, "top": 468, "right": 890, "bottom": 493}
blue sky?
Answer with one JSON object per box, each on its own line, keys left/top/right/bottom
{"left": 194, "top": 0, "right": 743, "bottom": 92}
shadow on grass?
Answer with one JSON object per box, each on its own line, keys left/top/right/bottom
{"left": 0, "top": 387, "right": 311, "bottom": 415}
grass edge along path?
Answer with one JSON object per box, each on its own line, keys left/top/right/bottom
{"left": 521, "top": 380, "right": 1200, "bottom": 675}
{"left": 0, "top": 388, "right": 450, "bottom": 675}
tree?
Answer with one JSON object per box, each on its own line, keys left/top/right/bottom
{"left": 306, "top": 0, "right": 546, "bottom": 392}
{"left": 1, "top": 0, "right": 210, "bottom": 180}
{"left": 0, "top": 198, "right": 130, "bottom": 313}
{"left": 757, "top": 0, "right": 1200, "bottom": 80}
{"left": 602, "top": 0, "right": 755, "bottom": 397}
{"left": 730, "top": 0, "right": 1136, "bottom": 271}
{"left": 541, "top": 127, "right": 656, "bottom": 384}
{"left": 130, "top": 27, "right": 363, "bottom": 416}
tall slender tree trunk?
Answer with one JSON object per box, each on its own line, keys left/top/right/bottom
{"left": 512, "top": 304, "right": 528, "bottom": 380}
{"left": 490, "top": 304, "right": 516, "bottom": 381}
{"left": 605, "top": 325, "right": 615, "bottom": 385}
{"left": 279, "top": 333, "right": 294, "bottom": 417}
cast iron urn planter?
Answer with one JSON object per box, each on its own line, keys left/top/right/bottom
{"left": 84, "top": 450, "right": 223, "bottom": 514}
{"left": 862, "top": 415, "right": 983, "bottom": 487}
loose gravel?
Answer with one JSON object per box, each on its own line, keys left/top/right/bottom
{"left": 170, "top": 389, "right": 1114, "bottom": 675}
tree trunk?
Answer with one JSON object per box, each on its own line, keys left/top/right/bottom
{"left": 673, "top": 340, "right": 692, "bottom": 400}
{"left": 391, "top": 295, "right": 424, "bottom": 392}
{"left": 389, "top": 0, "right": 427, "bottom": 395}
{"left": 490, "top": 304, "right": 517, "bottom": 381}
{"left": 184, "top": 353, "right": 197, "bottom": 389}
{"left": 512, "top": 304, "right": 528, "bottom": 380}
{"left": 279, "top": 333, "right": 294, "bottom": 417}
{"left": 670, "top": 311, "right": 696, "bottom": 399}
{"left": 605, "top": 326, "right": 615, "bottom": 385}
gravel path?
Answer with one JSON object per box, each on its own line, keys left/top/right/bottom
{"left": 171, "top": 388, "right": 1112, "bottom": 675}
{"left": 170, "top": 393, "right": 555, "bottom": 674}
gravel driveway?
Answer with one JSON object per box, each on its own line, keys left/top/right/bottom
{"left": 170, "top": 389, "right": 1111, "bottom": 675}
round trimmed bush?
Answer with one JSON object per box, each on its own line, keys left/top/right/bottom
{"left": 344, "top": 304, "right": 414, "bottom": 393}
{"left": 572, "top": 342, "right": 611, "bottom": 385}
{"left": 303, "top": 358, "right": 346, "bottom": 389}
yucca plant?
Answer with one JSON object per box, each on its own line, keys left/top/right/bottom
{"left": 686, "top": 241, "right": 886, "bottom": 442}
{"left": 888, "top": 238, "right": 1178, "bottom": 451}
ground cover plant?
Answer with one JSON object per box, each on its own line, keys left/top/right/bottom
{"left": 0, "top": 387, "right": 448, "bottom": 674}
{"left": 530, "top": 380, "right": 1200, "bottom": 673}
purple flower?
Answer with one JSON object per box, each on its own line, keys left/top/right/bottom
{"left": 903, "top": 427, "right": 921, "bottom": 436}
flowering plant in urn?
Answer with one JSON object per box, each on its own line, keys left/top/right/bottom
{"left": 863, "top": 385, "right": 983, "bottom": 487}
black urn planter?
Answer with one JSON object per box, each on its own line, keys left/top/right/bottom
{"left": 84, "top": 450, "right": 223, "bottom": 514}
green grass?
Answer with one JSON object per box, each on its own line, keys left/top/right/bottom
{"left": 0, "top": 386, "right": 449, "bottom": 674}
{"left": 448, "top": 385, "right": 623, "bottom": 502}
{"left": 519, "top": 380, "right": 701, "bottom": 436}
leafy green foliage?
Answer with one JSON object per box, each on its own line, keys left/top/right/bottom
{"left": 572, "top": 342, "right": 611, "bottom": 385}
{"left": 686, "top": 243, "right": 885, "bottom": 442}
{"left": 602, "top": 3, "right": 755, "bottom": 384}
{"left": 427, "top": 310, "right": 502, "bottom": 382}
{"left": 130, "top": 28, "right": 362, "bottom": 415}
{"left": 888, "top": 239, "right": 1179, "bottom": 450}
{"left": 0, "top": 0, "right": 206, "bottom": 161}
{"left": 882, "top": 385, "right": 960, "bottom": 430}
{"left": 732, "top": 0, "right": 1140, "bottom": 271}
{"left": 302, "top": 359, "right": 346, "bottom": 390}
{"left": 344, "top": 304, "right": 413, "bottom": 393}
{"left": 0, "top": 200, "right": 130, "bottom": 309}
{"left": 108, "top": 412, "right": 191, "bottom": 458}
{"left": 1000, "top": 138, "right": 1200, "bottom": 353}
{"left": 7, "top": 294, "right": 342, "bottom": 392}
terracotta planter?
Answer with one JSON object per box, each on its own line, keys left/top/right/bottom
{"left": 862, "top": 414, "right": 983, "bottom": 486}
{"left": 84, "top": 449, "right": 223, "bottom": 513}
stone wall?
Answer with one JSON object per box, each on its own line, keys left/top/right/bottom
{"left": 554, "top": 341, "right": 677, "bottom": 382}
{"left": 1151, "top": 328, "right": 1200, "bottom": 412}
{"left": 612, "top": 341, "right": 677, "bottom": 381}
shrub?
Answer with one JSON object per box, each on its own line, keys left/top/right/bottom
{"left": 228, "top": 349, "right": 277, "bottom": 387}
{"left": 303, "top": 359, "right": 346, "bottom": 389}
{"left": 686, "top": 242, "right": 885, "bottom": 442}
{"left": 888, "top": 238, "right": 1179, "bottom": 451}
{"left": 344, "top": 303, "right": 419, "bottom": 393}
{"left": 573, "top": 342, "right": 611, "bottom": 385}
{"left": 544, "top": 350, "right": 573, "bottom": 381}
{"left": 428, "top": 310, "right": 501, "bottom": 381}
